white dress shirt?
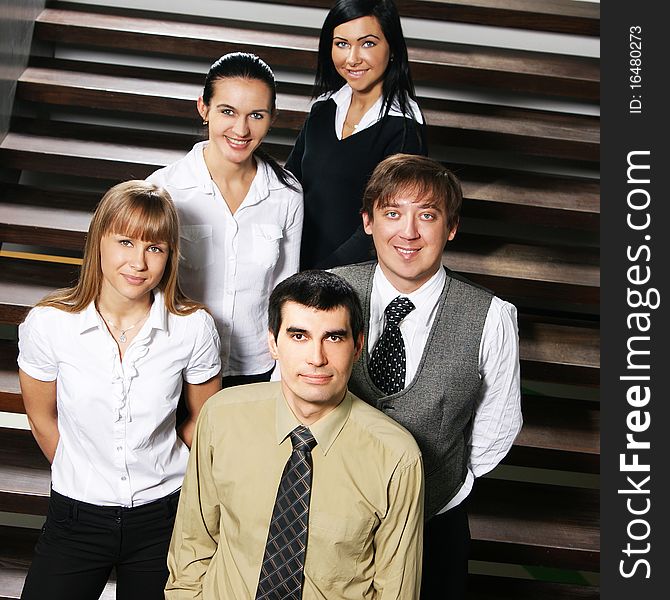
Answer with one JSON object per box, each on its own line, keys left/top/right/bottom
{"left": 324, "top": 84, "right": 424, "bottom": 140}
{"left": 147, "top": 142, "right": 303, "bottom": 377}
{"left": 368, "top": 266, "right": 522, "bottom": 513}
{"left": 18, "top": 291, "right": 222, "bottom": 507}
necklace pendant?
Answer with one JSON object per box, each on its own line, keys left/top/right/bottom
{"left": 119, "top": 332, "right": 127, "bottom": 343}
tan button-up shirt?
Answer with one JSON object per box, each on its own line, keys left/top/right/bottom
{"left": 166, "top": 382, "right": 424, "bottom": 599}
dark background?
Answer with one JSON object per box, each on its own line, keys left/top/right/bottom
{"left": 601, "top": 2, "right": 669, "bottom": 598}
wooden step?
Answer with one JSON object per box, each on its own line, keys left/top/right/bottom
{"left": 0, "top": 183, "right": 598, "bottom": 309}
{"left": 0, "top": 257, "right": 80, "bottom": 325}
{"left": 0, "top": 259, "right": 600, "bottom": 388}
{"left": 446, "top": 235, "right": 599, "bottom": 305}
{"left": 16, "top": 65, "right": 599, "bottom": 162}
{"left": 0, "top": 129, "right": 182, "bottom": 181}
{"left": 4, "top": 124, "right": 600, "bottom": 220}
{"left": 508, "top": 395, "right": 599, "bottom": 473}
{"left": 0, "top": 567, "right": 32, "bottom": 600}
{"left": 0, "top": 340, "right": 21, "bottom": 413}
{"left": 0, "top": 183, "right": 93, "bottom": 251}
{"left": 0, "top": 339, "right": 598, "bottom": 471}
{"left": 468, "top": 574, "right": 599, "bottom": 599}
{"left": 519, "top": 315, "right": 599, "bottom": 385}
{"left": 246, "top": 0, "right": 600, "bottom": 36}
{"left": 0, "top": 428, "right": 50, "bottom": 516}
{"left": 0, "top": 527, "right": 41, "bottom": 590}
{"left": 18, "top": 51, "right": 604, "bottom": 224}
{"left": 456, "top": 164, "right": 599, "bottom": 232}
{"left": 470, "top": 477, "right": 599, "bottom": 571}
{"left": 34, "top": 4, "right": 599, "bottom": 101}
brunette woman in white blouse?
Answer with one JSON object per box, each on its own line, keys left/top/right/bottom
{"left": 18, "top": 181, "right": 221, "bottom": 600}
{"left": 147, "top": 52, "right": 303, "bottom": 387}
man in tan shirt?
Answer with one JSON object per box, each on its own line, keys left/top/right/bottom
{"left": 166, "top": 270, "right": 424, "bottom": 599}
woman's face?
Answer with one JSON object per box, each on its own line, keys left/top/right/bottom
{"left": 331, "top": 15, "right": 391, "bottom": 97}
{"left": 197, "top": 77, "right": 275, "bottom": 167}
{"left": 99, "top": 233, "right": 169, "bottom": 305}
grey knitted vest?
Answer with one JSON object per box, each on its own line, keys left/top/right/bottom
{"left": 335, "top": 263, "right": 493, "bottom": 519}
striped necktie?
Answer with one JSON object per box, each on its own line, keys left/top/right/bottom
{"left": 255, "top": 425, "right": 318, "bottom": 600}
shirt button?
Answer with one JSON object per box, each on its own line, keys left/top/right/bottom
{"left": 121, "top": 476, "right": 127, "bottom": 481}
{"left": 117, "top": 446, "right": 122, "bottom": 451}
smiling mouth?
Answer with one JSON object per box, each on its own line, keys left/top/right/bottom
{"left": 225, "top": 136, "right": 251, "bottom": 147}
{"left": 395, "top": 246, "right": 420, "bottom": 257}
{"left": 346, "top": 69, "right": 368, "bottom": 77}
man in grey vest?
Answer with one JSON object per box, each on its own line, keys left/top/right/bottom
{"left": 334, "top": 154, "right": 522, "bottom": 599}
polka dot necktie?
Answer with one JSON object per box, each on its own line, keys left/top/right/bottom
{"left": 369, "top": 296, "right": 415, "bottom": 395}
{"left": 255, "top": 425, "right": 317, "bottom": 600}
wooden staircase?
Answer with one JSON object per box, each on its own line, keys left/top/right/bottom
{"left": 0, "top": 1, "right": 600, "bottom": 597}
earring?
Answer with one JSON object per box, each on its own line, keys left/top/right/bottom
{"left": 202, "top": 119, "right": 209, "bottom": 125}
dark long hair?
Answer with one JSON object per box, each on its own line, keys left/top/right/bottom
{"left": 202, "top": 52, "right": 299, "bottom": 191}
{"left": 314, "top": 0, "right": 419, "bottom": 124}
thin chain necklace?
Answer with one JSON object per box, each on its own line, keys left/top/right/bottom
{"left": 100, "top": 307, "right": 151, "bottom": 343}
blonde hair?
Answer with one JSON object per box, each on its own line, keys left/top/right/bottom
{"left": 38, "top": 180, "right": 203, "bottom": 315}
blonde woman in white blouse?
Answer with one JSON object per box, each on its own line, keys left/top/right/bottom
{"left": 147, "top": 52, "right": 303, "bottom": 387}
{"left": 18, "top": 181, "right": 221, "bottom": 600}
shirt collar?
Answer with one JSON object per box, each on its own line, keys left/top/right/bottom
{"left": 192, "top": 141, "right": 217, "bottom": 195}
{"left": 326, "top": 84, "right": 424, "bottom": 138}
{"left": 194, "top": 141, "right": 272, "bottom": 207}
{"left": 78, "top": 289, "right": 169, "bottom": 335}
{"left": 330, "top": 85, "right": 384, "bottom": 139}
{"left": 78, "top": 299, "right": 103, "bottom": 334}
{"left": 160, "top": 141, "right": 212, "bottom": 193}
{"left": 372, "top": 265, "right": 446, "bottom": 328}
{"left": 275, "top": 389, "right": 353, "bottom": 456}
{"left": 144, "top": 289, "right": 169, "bottom": 333}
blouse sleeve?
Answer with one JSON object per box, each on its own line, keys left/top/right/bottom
{"left": 17, "top": 308, "right": 59, "bottom": 382}
{"left": 184, "top": 311, "right": 222, "bottom": 385}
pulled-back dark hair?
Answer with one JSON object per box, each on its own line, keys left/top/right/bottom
{"left": 314, "top": 0, "right": 419, "bottom": 126}
{"left": 202, "top": 52, "right": 299, "bottom": 191}
{"left": 268, "top": 270, "right": 364, "bottom": 341}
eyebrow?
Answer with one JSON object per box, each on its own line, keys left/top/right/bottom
{"left": 214, "top": 103, "right": 271, "bottom": 114}
{"left": 333, "top": 34, "right": 381, "bottom": 42}
{"left": 384, "top": 201, "right": 444, "bottom": 211}
{"left": 286, "top": 326, "right": 308, "bottom": 335}
{"left": 324, "top": 328, "right": 349, "bottom": 337}
{"left": 112, "top": 234, "right": 168, "bottom": 246}
{"left": 285, "top": 326, "right": 350, "bottom": 338}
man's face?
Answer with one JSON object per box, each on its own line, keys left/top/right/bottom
{"left": 362, "top": 190, "right": 457, "bottom": 293}
{"left": 269, "top": 301, "right": 363, "bottom": 424}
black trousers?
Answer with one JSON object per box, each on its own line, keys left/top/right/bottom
{"left": 21, "top": 489, "right": 180, "bottom": 600}
{"left": 420, "top": 502, "right": 471, "bottom": 600}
